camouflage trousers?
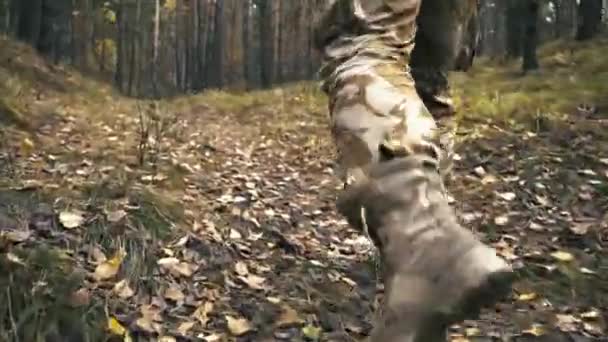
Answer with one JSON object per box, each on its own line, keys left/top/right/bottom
{"left": 314, "top": 0, "right": 478, "bottom": 321}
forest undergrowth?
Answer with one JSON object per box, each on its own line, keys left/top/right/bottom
{"left": 1, "top": 34, "right": 607, "bottom": 341}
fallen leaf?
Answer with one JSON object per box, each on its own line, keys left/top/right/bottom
{"left": 158, "top": 257, "right": 198, "bottom": 277}
{"left": 164, "top": 284, "right": 185, "bottom": 302}
{"left": 474, "top": 166, "right": 486, "bottom": 177}
{"left": 302, "top": 325, "right": 322, "bottom": 340}
{"left": 581, "top": 309, "right": 600, "bottom": 320}
{"left": 89, "top": 245, "right": 107, "bottom": 264}
{"left": 107, "top": 209, "right": 127, "bottom": 223}
{"left": 497, "top": 192, "right": 516, "bottom": 201}
{"left": 136, "top": 305, "right": 163, "bottom": 334}
{"left": 177, "top": 321, "right": 196, "bottom": 336}
{"left": 5, "top": 252, "right": 25, "bottom": 265}
{"left": 107, "top": 317, "right": 127, "bottom": 336}
{"left": 94, "top": 249, "right": 126, "bottom": 281}
{"left": 555, "top": 314, "right": 579, "bottom": 332}
{"left": 21, "top": 137, "right": 35, "bottom": 154}
{"left": 522, "top": 324, "right": 546, "bottom": 336}
{"left": 113, "top": 279, "right": 135, "bottom": 299}
{"left": 158, "top": 336, "right": 177, "bottom": 342}
{"left": 234, "top": 261, "right": 249, "bottom": 276}
{"left": 229, "top": 229, "right": 242, "bottom": 240}
{"left": 517, "top": 292, "right": 538, "bottom": 301}
{"left": 583, "top": 322, "right": 603, "bottom": 335}
{"left": 550, "top": 251, "right": 574, "bottom": 262}
{"left": 569, "top": 222, "right": 592, "bottom": 235}
{"left": 494, "top": 215, "right": 509, "bottom": 226}
{"left": 2, "top": 230, "right": 32, "bottom": 243}
{"left": 238, "top": 274, "right": 266, "bottom": 290}
{"left": 135, "top": 316, "right": 162, "bottom": 334}
{"left": 275, "top": 305, "right": 304, "bottom": 328}
{"left": 465, "top": 327, "right": 481, "bottom": 336}
{"left": 193, "top": 302, "right": 214, "bottom": 326}
{"left": 226, "top": 316, "right": 252, "bottom": 336}
{"left": 59, "top": 210, "right": 85, "bottom": 229}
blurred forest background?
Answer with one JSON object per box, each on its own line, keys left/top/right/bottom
{"left": 0, "top": 0, "right": 605, "bottom": 97}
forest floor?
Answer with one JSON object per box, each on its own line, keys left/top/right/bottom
{"left": 1, "top": 35, "right": 608, "bottom": 342}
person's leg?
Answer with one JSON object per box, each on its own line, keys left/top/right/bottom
{"left": 314, "top": 1, "right": 513, "bottom": 341}
{"left": 411, "top": 0, "right": 481, "bottom": 180}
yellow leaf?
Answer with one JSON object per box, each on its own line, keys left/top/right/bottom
{"left": 465, "top": 327, "right": 481, "bottom": 336}
{"left": 517, "top": 292, "right": 538, "bottom": 301}
{"left": 20, "top": 138, "right": 34, "bottom": 155}
{"left": 226, "top": 316, "right": 252, "bottom": 336}
{"left": 551, "top": 251, "right": 574, "bottom": 262}
{"left": 103, "top": 8, "right": 116, "bottom": 23}
{"left": 107, "top": 317, "right": 126, "bottom": 336}
{"left": 302, "top": 325, "right": 321, "bottom": 340}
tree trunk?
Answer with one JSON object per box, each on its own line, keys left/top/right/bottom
{"left": 506, "top": 0, "right": 523, "bottom": 58}
{"left": 522, "top": 0, "right": 540, "bottom": 72}
{"left": 152, "top": 0, "right": 160, "bottom": 97}
{"left": 17, "top": 0, "right": 43, "bottom": 46}
{"left": 576, "top": 0, "right": 603, "bottom": 40}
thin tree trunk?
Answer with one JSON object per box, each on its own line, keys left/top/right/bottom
{"left": 152, "top": 0, "right": 160, "bottom": 97}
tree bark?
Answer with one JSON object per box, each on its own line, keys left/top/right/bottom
{"left": 522, "top": 0, "right": 540, "bottom": 72}
{"left": 576, "top": 0, "right": 603, "bottom": 40}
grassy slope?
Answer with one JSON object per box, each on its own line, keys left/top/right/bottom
{"left": 1, "top": 34, "right": 607, "bottom": 341}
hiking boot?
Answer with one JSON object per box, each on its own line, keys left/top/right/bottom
{"left": 337, "top": 155, "right": 514, "bottom": 342}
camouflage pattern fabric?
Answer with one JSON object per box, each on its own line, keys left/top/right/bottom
{"left": 314, "top": 0, "right": 478, "bottom": 188}
{"left": 313, "top": 0, "right": 482, "bottom": 333}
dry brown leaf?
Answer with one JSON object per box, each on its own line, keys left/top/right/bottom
{"left": 275, "top": 305, "right": 304, "bottom": 327}
{"left": 158, "top": 336, "right": 177, "bottom": 342}
{"left": 113, "top": 279, "right": 135, "bottom": 299}
{"left": 234, "top": 261, "right": 249, "bottom": 276}
{"left": 177, "top": 321, "right": 196, "bottom": 336}
{"left": 164, "top": 284, "right": 185, "bottom": 302}
{"left": 135, "top": 316, "right": 162, "bottom": 334}
{"left": 226, "top": 315, "right": 252, "bottom": 336}
{"left": 238, "top": 274, "right": 266, "bottom": 290}
{"left": 158, "top": 257, "right": 198, "bottom": 277}
{"left": 2, "top": 230, "right": 32, "bottom": 243}
{"left": 193, "top": 302, "right": 214, "bottom": 326}
{"left": 136, "top": 305, "right": 163, "bottom": 334}
{"left": 106, "top": 209, "right": 127, "bottom": 223}
{"left": 93, "top": 251, "right": 125, "bottom": 281}
{"left": 89, "top": 245, "right": 107, "bottom": 264}
{"left": 555, "top": 314, "right": 579, "bottom": 332}
{"left": 569, "top": 222, "right": 592, "bottom": 235}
